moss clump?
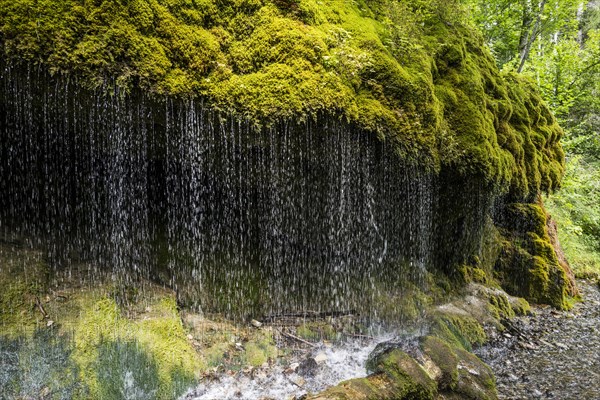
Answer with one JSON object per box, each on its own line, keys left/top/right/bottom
{"left": 244, "top": 332, "right": 278, "bottom": 366}
{"left": 486, "top": 292, "right": 515, "bottom": 320}
{"left": 296, "top": 321, "right": 339, "bottom": 342}
{"left": 70, "top": 295, "right": 202, "bottom": 399}
{"left": 0, "top": 0, "right": 564, "bottom": 196}
{"left": 0, "top": 246, "right": 49, "bottom": 337}
{"left": 494, "top": 201, "right": 572, "bottom": 309}
{"left": 429, "top": 313, "right": 486, "bottom": 352}
{"left": 421, "top": 336, "right": 459, "bottom": 390}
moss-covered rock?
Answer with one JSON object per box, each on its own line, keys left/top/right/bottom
{"left": 0, "top": 0, "right": 564, "bottom": 198}
{"left": 308, "top": 348, "right": 437, "bottom": 400}
{"left": 429, "top": 312, "right": 486, "bottom": 352}
{"left": 452, "top": 347, "right": 497, "bottom": 400}
{"left": 494, "top": 200, "right": 574, "bottom": 309}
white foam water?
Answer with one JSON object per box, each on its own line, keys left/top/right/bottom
{"left": 181, "top": 336, "right": 392, "bottom": 400}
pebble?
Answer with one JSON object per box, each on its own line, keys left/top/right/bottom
{"left": 251, "top": 319, "right": 262, "bottom": 328}
{"left": 477, "top": 280, "right": 600, "bottom": 400}
{"left": 314, "top": 353, "right": 328, "bottom": 364}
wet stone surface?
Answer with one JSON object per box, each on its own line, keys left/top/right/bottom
{"left": 477, "top": 280, "right": 600, "bottom": 400}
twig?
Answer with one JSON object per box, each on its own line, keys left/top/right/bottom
{"left": 265, "top": 310, "right": 356, "bottom": 321}
{"left": 34, "top": 296, "right": 48, "bottom": 318}
{"left": 284, "top": 374, "right": 305, "bottom": 388}
{"left": 347, "top": 333, "right": 375, "bottom": 340}
{"left": 277, "top": 329, "right": 317, "bottom": 347}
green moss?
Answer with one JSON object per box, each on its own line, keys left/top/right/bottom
{"left": 453, "top": 347, "right": 497, "bottom": 400}
{"left": 494, "top": 201, "right": 571, "bottom": 309}
{"left": 370, "top": 282, "right": 432, "bottom": 324}
{"left": 296, "top": 321, "right": 339, "bottom": 342}
{"left": 204, "top": 342, "right": 231, "bottom": 368}
{"left": 0, "top": 0, "right": 564, "bottom": 196}
{"left": 70, "top": 295, "right": 202, "bottom": 399}
{"left": 0, "top": 246, "right": 49, "bottom": 337}
{"left": 244, "top": 332, "right": 278, "bottom": 366}
{"left": 421, "top": 336, "right": 459, "bottom": 390}
{"left": 365, "top": 348, "right": 437, "bottom": 399}
{"left": 487, "top": 293, "right": 515, "bottom": 320}
{"left": 429, "top": 313, "right": 486, "bottom": 352}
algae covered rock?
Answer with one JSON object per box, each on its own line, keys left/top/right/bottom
{"left": 495, "top": 201, "right": 574, "bottom": 309}
{"left": 308, "top": 336, "right": 498, "bottom": 400}
{"left": 308, "top": 347, "right": 437, "bottom": 400}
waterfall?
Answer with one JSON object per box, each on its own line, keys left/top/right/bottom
{"left": 0, "top": 62, "right": 481, "bottom": 321}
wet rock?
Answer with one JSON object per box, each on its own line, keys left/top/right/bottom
{"left": 284, "top": 362, "right": 300, "bottom": 375}
{"left": 314, "top": 352, "right": 327, "bottom": 364}
{"left": 307, "top": 348, "right": 437, "bottom": 400}
{"left": 421, "top": 336, "right": 458, "bottom": 390}
{"left": 251, "top": 319, "right": 262, "bottom": 328}
{"left": 288, "top": 375, "right": 306, "bottom": 388}
{"left": 297, "top": 357, "right": 319, "bottom": 377}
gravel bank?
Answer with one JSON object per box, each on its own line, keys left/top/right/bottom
{"left": 477, "top": 280, "right": 600, "bottom": 400}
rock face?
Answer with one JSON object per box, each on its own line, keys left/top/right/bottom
{"left": 0, "top": 0, "right": 575, "bottom": 313}
{"left": 0, "top": 0, "right": 563, "bottom": 192}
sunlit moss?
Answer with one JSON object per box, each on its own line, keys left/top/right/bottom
{"left": 244, "top": 333, "right": 277, "bottom": 366}
{"left": 0, "top": 0, "right": 564, "bottom": 198}
{"left": 429, "top": 313, "right": 486, "bottom": 352}
{"left": 70, "top": 295, "right": 202, "bottom": 399}
{"left": 0, "top": 246, "right": 49, "bottom": 337}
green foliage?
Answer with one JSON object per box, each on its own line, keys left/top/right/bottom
{"left": 546, "top": 156, "right": 600, "bottom": 278}
{"left": 470, "top": 0, "right": 600, "bottom": 299}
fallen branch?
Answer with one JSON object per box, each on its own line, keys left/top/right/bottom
{"left": 34, "top": 296, "right": 48, "bottom": 318}
{"left": 277, "top": 329, "right": 317, "bottom": 347}
{"left": 347, "top": 333, "right": 375, "bottom": 340}
{"left": 265, "top": 310, "right": 356, "bottom": 321}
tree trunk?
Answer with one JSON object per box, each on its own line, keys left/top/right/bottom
{"left": 518, "top": 0, "right": 548, "bottom": 72}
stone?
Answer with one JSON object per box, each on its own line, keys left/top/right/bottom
{"left": 289, "top": 375, "right": 306, "bottom": 387}
{"left": 297, "top": 357, "right": 319, "bottom": 377}
{"left": 251, "top": 319, "right": 262, "bottom": 328}
{"left": 314, "top": 352, "right": 327, "bottom": 364}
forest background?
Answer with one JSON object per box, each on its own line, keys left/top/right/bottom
{"left": 466, "top": 0, "right": 600, "bottom": 278}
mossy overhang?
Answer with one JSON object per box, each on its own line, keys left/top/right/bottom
{"left": 0, "top": 0, "right": 564, "bottom": 198}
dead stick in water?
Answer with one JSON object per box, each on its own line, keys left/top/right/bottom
{"left": 265, "top": 310, "right": 356, "bottom": 320}
{"left": 347, "top": 333, "right": 375, "bottom": 340}
{"left": 277, "top": 329, "right": 317, "bottom": 347}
